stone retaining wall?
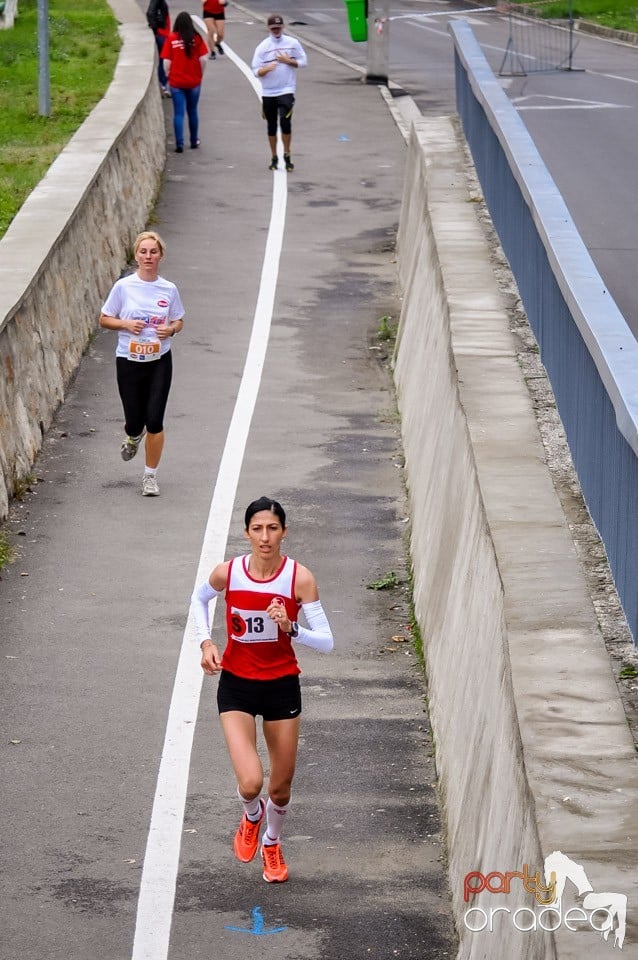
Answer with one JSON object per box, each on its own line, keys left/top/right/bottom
{"left": 0, "top": 0, "right": 165, "bottom": 518}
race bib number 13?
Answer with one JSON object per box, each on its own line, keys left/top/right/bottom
{"left": 231, "top": 608, "right": 278, "bottom": 643}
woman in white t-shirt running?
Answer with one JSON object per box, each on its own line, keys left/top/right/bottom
{"left": 99, "top": 231, "right": 185, "bottom": 497}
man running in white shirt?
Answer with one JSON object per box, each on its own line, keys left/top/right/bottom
{"left": 251, "top": 13, "right": 308, "bottom": 172}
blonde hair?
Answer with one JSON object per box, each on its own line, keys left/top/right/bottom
{"left": 133, "top": 230, "right": 165, "bottom": 258}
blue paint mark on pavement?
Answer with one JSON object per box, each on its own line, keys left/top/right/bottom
{"left": 338, "top": 135, "right": 350, "bottom": 141}
{"left": 225, "top": 906, "right": 288, "bottom": 936}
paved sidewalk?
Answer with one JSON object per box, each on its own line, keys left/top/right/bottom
{"left": 0, "top": 8, "right": 455, "bottom": 960}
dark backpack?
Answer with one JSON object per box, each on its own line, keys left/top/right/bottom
{"left": 146, "top": 0, "right": 166, "bottom": 31}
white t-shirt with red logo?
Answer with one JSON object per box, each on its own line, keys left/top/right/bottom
{"left": 101, "top": 273, "right": 185, "bottom": 362}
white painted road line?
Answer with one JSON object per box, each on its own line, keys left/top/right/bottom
{"left": 130, "top": 45, "right": 287, "bottom": 960}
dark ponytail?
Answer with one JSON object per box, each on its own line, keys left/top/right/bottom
{"left": 174, "top": 11, "right": 196, "bottom": 56}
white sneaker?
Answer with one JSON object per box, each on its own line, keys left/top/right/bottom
{"left": 121, "top": 429, "right": 146, "bottom": 462}
{"left": 141, "top": 474, "right": 160, "bottom": 497}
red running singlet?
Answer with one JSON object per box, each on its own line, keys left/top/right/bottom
{"left": 222, "top": 555, "right": 301, "bottom": 681}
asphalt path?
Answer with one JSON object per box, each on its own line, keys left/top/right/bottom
{"left": 0, "top": 13, "right": 455, "bottom": 960}
{"left": 252, "top": 0, "right": 638, "bottom": 333}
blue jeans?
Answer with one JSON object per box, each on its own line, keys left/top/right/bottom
{"left": 154, "top": 33, "right": 167, "bottom": 88}
{"left": 169, "top": 85, "right": 201, "bottom": 148}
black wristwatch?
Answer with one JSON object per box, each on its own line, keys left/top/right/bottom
{"left": 289, "top": 621, "right": 299, "bottom": 638}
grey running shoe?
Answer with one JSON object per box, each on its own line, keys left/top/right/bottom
{"left": 121, "top": 430, "right": 145, "bottom": 462}
{"left": 142, "top": 474, "right": 160, "bottom": 497}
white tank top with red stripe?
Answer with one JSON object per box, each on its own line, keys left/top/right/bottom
{"left": 222, "top": 555, "right": 301, "bottom": 680}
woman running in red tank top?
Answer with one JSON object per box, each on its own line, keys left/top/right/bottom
{"left": 190, "top": 496, "right": 334, "bottom": 882}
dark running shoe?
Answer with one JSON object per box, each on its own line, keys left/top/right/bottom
{"left": 284, "top": 154, "right": 294, "bottom": 172}
{"left": 269, "top": 155, "right": 278, "bottom": 171}
{"left": 120, "top": 429, "right": 145, "bottom": 461}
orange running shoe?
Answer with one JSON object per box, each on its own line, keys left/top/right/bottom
{"left": 233, "top": 799, "right": 265, "bottom": 863}
{"left": 261, "top": 842, "right": 288, "bottom": 883}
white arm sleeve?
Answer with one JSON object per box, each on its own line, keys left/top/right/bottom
{"left": 190, "top": 581, "right": 220, "bottom": 646}
{"left": 295, "top": 600, "right": 334, "bottom": 653}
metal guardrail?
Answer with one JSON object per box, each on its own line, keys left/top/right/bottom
{"left": 498, "top": 3, "right": 578, "bottom": 74}
{"left": 450, "top": 18, "right": 638, "bottom": 644}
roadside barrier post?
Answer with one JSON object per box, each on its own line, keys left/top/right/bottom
{"left": 365, "top": 0, "right": 390, "bottom": 85}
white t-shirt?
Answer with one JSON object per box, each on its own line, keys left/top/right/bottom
{"left": 101, "top": 272, "right": 185, "bottom": 362}
{"left": 251, "top": 33, "right": 307, "bottom": 96}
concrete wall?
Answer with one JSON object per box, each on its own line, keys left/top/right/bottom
{"left": 394, "top": 117, "right": 638, "bottom": 958}
{"left": 0, "top": 0, "right": 165, "bottom": 519}
{"left": 0, "top": 0, "right": 19, "bottom": 29}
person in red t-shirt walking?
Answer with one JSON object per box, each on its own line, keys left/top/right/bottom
{"left": 190, "top": 497, "right": 334, "bottom": 883}
{"left": 201, "top": 0, "right": 227, "bottom": 59}
{"left": 161, "top": 12, "right": 209, "bottom": 152}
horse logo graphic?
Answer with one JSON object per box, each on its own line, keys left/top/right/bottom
{"left": 544, "top": 851, "right": 627, "bottom": 949}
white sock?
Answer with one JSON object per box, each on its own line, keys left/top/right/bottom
{"left": 144, "top": 466, "right": 157, "bottom": 477}
{"left": 238, "top": 787, "right": 262, "bottom": 822}
{"left": 263, "top": 797, "right": 289, "bottom": 845}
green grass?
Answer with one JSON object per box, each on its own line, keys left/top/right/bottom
{"left": 512, "top": 0, "right": 638, "bottom": 30}
{"left": 0, "top": 531, "right": 15, "bottom": 570}
{"left": 406, "top": 559, "right": 424, "bottom": 666}
{"left": 367, "top": 571, "right": 399, "bottom": 590}
{"left": 377, "top": 314, "right": 398, "bottom": 342}
{"left": 0, "top": 0, "right": 120, "bottom": 237}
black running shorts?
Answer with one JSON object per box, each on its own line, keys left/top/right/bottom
{"left": 217, "top": 670, "right": 302, "bottom": 720}
{"left": 262, "top": 94, "right": 295, "bottom": 136}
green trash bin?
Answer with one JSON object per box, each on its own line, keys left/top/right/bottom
{"left": 344, "top": 0, "right": 367, "bottom": 42}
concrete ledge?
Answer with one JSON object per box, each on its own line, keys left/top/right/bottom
{"left": 0, "top": 0, "right": 165, "bottom": 519}
{"left": 0, "top": 0, "right": 18, "bottom": 29}
{"left": 394, "top": 117, "right": 638, "bottom": 958}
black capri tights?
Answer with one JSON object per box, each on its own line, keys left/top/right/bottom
{"left": 262, "top": 93, "right": 295, "bottom": 137}
{"left": 116, "top": 352, "right": 172, "bottom": 436}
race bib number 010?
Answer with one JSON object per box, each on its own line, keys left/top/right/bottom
{"left": 231, "top": 607, "right": 278, "bottom": 643}
{"left": 128, "top": 338, "right": 161, "bottom": 361}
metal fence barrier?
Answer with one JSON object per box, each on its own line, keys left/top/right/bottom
{"left": 450, "top": 18, "right": 638, "bottom": 645}
{"left": 499, "top": 2, "right": 578, "bottom": 74}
